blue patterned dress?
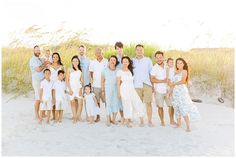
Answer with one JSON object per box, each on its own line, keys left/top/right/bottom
{"left": 172, "top": 71, "right": 201, "bottom": 121}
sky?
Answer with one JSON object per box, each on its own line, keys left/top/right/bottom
{"left": 1, "top": 0, "right": 235, "bottom": 50}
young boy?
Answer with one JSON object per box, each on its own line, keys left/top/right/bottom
{"left": 39, "top": 69, "right": 53, "bottom": 124}
{"left": 52, "top": 70, "right": 67, "bottom": 123}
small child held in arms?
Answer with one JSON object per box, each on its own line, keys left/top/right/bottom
{"left": 166, "top": 58, "right": 175, "bottom": 98}
{"left": 39, "top": 69, "right": 53, "bottom": 124}
{"left": 83, "top": 85, "right": 100, "bottom": 124}
{"left": 41, "top": 49, "right": 52, "bottom": 67}
{"left": 52, "top": 70, "right": 67, "bottom": 123}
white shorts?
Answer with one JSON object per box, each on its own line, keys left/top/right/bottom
{"left": 55, "top": 100, "right": 66, "bottom": 110}
{"left": 40, "top": 100, "right": 52, "bottom": 110}
{"left": 32, "top": 79, "right": 41, "bottom": 101}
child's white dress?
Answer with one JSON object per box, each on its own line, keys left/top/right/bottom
{"left": 84, "top": 93, "right": 100, "bottom": 117}
{"left": 40, "top": 79, "right": 53, "bottom": 110}
{"left": 53, "top": 80, "right": 67, "bottom": 110}
{"left": 68, "top": 69, "right": 82, "bottom": 100}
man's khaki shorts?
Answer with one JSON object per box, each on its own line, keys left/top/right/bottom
{"left": 154, "top": 92, "right": 172, "bottom": 107}
{"left": 135, "top": 84, "right": 152, "bottom": 104}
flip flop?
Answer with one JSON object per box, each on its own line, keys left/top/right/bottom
{"left": 218, "top": 97, "right": 224, "bottom": 103}
{"left": 192, "top": 99, "right": 203, "bottom": 103}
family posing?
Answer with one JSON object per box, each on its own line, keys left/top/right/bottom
{"left": 29, "top": 42, "right": 200, "bottom": 132}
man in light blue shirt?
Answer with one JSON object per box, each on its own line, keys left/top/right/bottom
{"left": 132, "top": 44, "right": 154, "bottom": 127}
{"left": 78, "top": 44, "right": 90, "bottom": 87}
{"left": 29, "top": 45, "right": 50, "bottom": 121}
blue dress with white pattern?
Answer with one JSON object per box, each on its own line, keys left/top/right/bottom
{"left": 172, "top": 71, "right": 201, "bottom": 121}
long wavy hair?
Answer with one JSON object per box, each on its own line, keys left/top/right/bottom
{"left": 175, "top": 57, "right": 189, "bottom": 82}
{"left": 121, "top": 56, "right": 134, "bottom": 76}
{"left": 71, "top": 55, "right": 82, "bottom": 71}
{"left": 52, "top": 52, "right": 63, "bottom": 66}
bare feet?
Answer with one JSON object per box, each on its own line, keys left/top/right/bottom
{"left": 139, "top": 123, "right": 145, "bottom": 127}
{"left": 95, "top": 117, "right": 100, "bottom": 123}
{"left": 186, "top": 127, "right": 191, "bottom": 132}
{"left": 148, "top": 122, "right": 154, "bottom": 127}
{"left": 174, "top": 124, "right": 181, "bottom": 128}
{"left": 170, "top": 121, "right": 177, "bottom": 125}
{"left": 127, "top": 124, "right": 132, "bottom": 128}
{"left": 161, "top": 122, "right": 165, "bottom": 126}
{"left": 106, "top": 122, "right": 111, "bottom": 127}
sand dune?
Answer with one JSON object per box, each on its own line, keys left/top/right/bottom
{"left": 1, "top": 93, "right": 234, "bottom": 156}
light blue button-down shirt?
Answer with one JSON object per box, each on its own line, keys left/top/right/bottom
{"left": 132, "top": 56, "right": 153, "bottom": 88}
{"left": 117, "top": 55, "right": 123, "bottom": 70}
{"left": 80, "top": 56, "right": 90, "bottom": 87}
{"left": 29, "top": 55, "right": 44, "bottom": 81}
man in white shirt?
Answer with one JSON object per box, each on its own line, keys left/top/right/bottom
{"left": 89, "top": 48, "right": 108, "bottom": 122}
{"left": 151, "top": 51, "right": 175, "bottom": 126}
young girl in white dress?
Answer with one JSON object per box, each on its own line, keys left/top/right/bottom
{"left": 168, "top": 58, "right": 200, "bottom": 132}
{"left": 52, "top": 70, "right": 67, "bottom": 123}
{"left": 39, "top": 69, "right": 53, "bottom": 124}
{"left": 66, "top": 55, "right": 83, "bottom": 123}
{"left": 49, "top": 52, "right": 64, "bottom": 120}
{"left": 116, "top": 56, "right": 145, "bottom": 128}
{"left": 83, "top": 85, "right": 100, "bottom": 124}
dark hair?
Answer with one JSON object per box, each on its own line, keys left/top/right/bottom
{"left": 155, "top": 51, "right": 164, "bottom": 57}
{"left": 115, "top": 41, "right": 124, "bottom": 49}
{"left": 167, "top": 58, "right": 173, "bottom": 63}
{"left": 58, "top": 70, "right": 65, "bottom": 75}
{"left": 34, "top": 45, "right": 39, "bottom": 49}
{"left": 84, "top": 84, "right": 91, "bottom": 92}
{"left": 79, "top": 44, "right": 85, "bottom": 48}
{"left": 52, "top": 52, "right": 63, "bottom": 66}
{"left": 43, "top": 68, "right": 51, "bottom": 73}
{"left": 176, "top": 58, "right": 189, "bottom": 82}
{"left": 121, "top": 56, "right": 134, "bottom": 76}
{"left": 109, "top": 55, "right": 120, "bottom": 67}
{"left": 71, "top": 55, "right": 82, "bottom": 71}
{"left": 135, "top": 44, "right": 144, "bottom": 49}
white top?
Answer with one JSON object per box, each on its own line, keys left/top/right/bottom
{"left": 151, "top": 63, "right": 167, "bottom": 94}
{"left": 116, "top": 69, "right": 134, "bottom": 87}
{"left": 49, "top": 66, "right": 63, "bottom": 83}
{"left": 69, "top": 69, "right": 82, "bottom": 89}
{"left": 40, "top": 79, "right": 53, "bottom": 100}
{"left": 52, "top": 80, "right": 67, "bottom": 100}
{"left": 41, "top": 55, "right": 53, "bottom": 63}
{"left": 164, "top": 64, "right": 175, "bottom": 81}
{"left": 89, "top": 58, "right": 108, "bottom": 88}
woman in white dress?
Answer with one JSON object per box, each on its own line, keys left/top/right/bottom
{"left": 49, "top": 52, "right": 64, "bottom": 120}
{"left": 66, "top": 55, "right": 83, "bottom": 123}
{"left": 116, "top": 56, "right": 145, "bottom": 128}
{"left": 168, "top": 58, "right": 200, "bottom": 132}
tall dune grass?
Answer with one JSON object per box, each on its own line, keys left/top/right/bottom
{"left": 2, "top": 41, "right": 234, "bottom": 106}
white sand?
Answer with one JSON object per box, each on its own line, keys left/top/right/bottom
{"left": 1, "top": 93, "right": 234, "bottom": 156}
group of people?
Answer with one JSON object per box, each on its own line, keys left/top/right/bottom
{"left": 29, "top": 42, "right": 200, "bottom": 132}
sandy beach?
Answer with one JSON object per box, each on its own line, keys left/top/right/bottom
{"left": 1, "top": 93, "right": 234, "bottom": 156}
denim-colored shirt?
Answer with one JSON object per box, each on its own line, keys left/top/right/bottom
{"left": 132, "top": 56, "right": 153, "bottom": 88}
{"left": 29, "top": 55, "right": 44, "bottom": 81}
{"left": 117, "top": 55, "right": 123, "bottom": 70}
{"left": 80, "top": 56, "right": 90, "bottom": 87}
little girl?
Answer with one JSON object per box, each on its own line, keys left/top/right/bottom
{"left": 39, "top": 69, "right": 53, "bottom": 124}
{"left": 52, "top": 70, "right": 67, "bottom": 123}
{"left": 83, "top": 85, "right": 100, "bottom": 124}
{"left": 166, "top": 58, "right": 175, "bottom": 98}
